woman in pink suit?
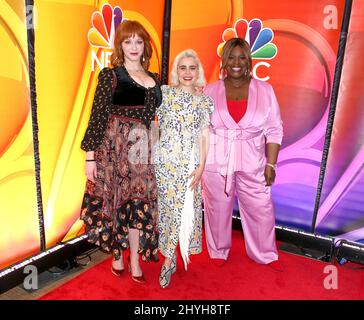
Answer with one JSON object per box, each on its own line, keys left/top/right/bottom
{"left": 202, "top": 38, "right": 283, "bottom": 268}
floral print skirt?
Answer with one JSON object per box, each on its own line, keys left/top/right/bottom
{"left": 80, "top": 115, "right": 159, "bottom": 262}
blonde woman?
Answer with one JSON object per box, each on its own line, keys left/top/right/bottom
{"left": 155, "top": 49, "right": 214, "bottom": 288}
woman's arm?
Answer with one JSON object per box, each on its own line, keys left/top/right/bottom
{"left": 189, "top": 96, "right": 214, "bottom": 190}
{"left": 264, "top": 84, "right": 283, "bottom": 186}
{"left": 265, "top": 143, "right": 280, "bottom": 186}
{"left": 81, "top": 68, "right": 113, "bottom": 152}
{"left": 85, "top": 151, "right": 97, "bottom": 183}
{"left": 81, "top": 68, "right": 113, "bottom": 182}
{"left": 189, "top": 126, "right": 209, "bottom": 190}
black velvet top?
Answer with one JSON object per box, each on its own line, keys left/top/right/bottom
{"left": 81, "top": 65, "right": 162, "bottom": 151}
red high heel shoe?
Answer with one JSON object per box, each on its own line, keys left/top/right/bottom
{"left": 127, "top": 256, "right": 146, "bottom": 283}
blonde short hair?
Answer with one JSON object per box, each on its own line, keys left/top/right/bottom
{"left": 170, "top": 49, "right": 206, "bottom": 87}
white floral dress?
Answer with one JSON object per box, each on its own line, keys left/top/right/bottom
{"left": 155, "top": 85, "right": 214, "bottom": 268}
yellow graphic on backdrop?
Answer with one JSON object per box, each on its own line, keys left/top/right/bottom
{"left": 0, "top": 0, "right": 40, "bottom": 270}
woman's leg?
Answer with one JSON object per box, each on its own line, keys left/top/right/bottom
{"left": 163, "top": 257, "right": 172, "bottom": 268}
{"left": 128, "top": 228, "right": 143, "bottom": 276}
{"left": 112, "top": 249, "right": 124, "bottom": 270}
{"left": 159, "top": 251, "right": 176, "bottom": 288}
{"left": 202, "top": 171, "right": 235, "bottom": 260}
{"left": 235, "top": 171, "right": 278, "bottom": 264}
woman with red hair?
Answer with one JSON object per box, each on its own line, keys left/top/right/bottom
{"left": 80, "top": 20, "right": 161, "bottom": 283}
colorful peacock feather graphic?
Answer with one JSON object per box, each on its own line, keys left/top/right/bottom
{"left": 217, "top": 19, "right": 277, "bottom": 59}
{"left": 88, "top": 4, "right": 124, "bottom": 48}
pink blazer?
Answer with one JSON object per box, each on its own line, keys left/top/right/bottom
{"left": 204, "top": 79, "right": 283, "bottom": 191}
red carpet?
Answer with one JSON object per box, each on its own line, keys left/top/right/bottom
{"left": 40, "top": 230, "right": 363, "bottom": 300}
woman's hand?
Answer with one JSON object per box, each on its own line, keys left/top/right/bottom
{"left": 194, "top": 86, "right": 204, "bottom": 96}
{"left": 188, "top": 166, "right": 204, "bottom": 190}
{"left": 85, "top": 161, "right": 97, "bottom": 183}
{"left": 264, "top": 165, "right": 276, "bottom": 186}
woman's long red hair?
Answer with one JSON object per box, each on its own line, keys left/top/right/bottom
{"left": 111, "top": 20, "right": 153, "bottom": 70}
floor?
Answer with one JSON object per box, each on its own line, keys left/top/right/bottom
{"left": 0, "top": 248, "right": 109, "bottom": 300}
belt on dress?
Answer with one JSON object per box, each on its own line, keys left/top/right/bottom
{"left": 210, "top": 128, "right": 263, "bottom": 196}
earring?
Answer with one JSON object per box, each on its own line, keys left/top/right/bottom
{"left": 142, "top": 55, "right": 145, "bottom": 62}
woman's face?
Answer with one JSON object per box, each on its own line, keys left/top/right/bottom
{"left": 225, "top": 45, "right": 249, "bottom": 79}
{"left": 121, "top": 34, "right": 144, "bottom": 63}
{"left": 177, "top": 57, "right": 199, "bottom": 88}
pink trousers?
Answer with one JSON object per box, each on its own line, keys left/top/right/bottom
{"left": 202, "top": 170, "right": 278, "bottom": 264}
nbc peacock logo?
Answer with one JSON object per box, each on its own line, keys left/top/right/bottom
{"left": 88, "top": 4, "right": 125, "bottom": 71}
{"left": 217, "top": 19, "right": 278, "bottom": 81}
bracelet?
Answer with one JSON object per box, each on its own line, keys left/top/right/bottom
{"left": 266, "top": 163, "right": 277, "bottom": 170}
{"left": 86, "top": 159, "right": 96, "bottom": 162}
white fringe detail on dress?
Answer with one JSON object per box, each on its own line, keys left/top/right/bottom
{"left": 179, "top": 147, "right": 195, "bottom": 271}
